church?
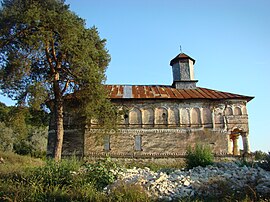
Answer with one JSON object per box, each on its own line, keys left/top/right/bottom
{"left": 47, "top": 52, "right": 254, "bottom": 158}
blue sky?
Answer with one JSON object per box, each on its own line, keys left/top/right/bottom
{"left": 1, "top": 0, "right": 269, "bottom": 152}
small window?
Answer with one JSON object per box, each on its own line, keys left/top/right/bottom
{"left": 134, "top": 135, "right": 142, "bottom": 151}
{"left": 104, "top": 135, "right": 110, "bottom": 151}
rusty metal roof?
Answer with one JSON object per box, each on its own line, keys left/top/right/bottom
{"left": 106, "top": 85, "right": 254, "bottom": 102}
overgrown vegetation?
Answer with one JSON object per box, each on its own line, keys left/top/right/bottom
{"left": 185, "top": 144, "right": 214, "bottom": 169}
{"left": 0, "top": 153, "right": 151, "bottom": 202}
{"left": 0, "top": 151, "right": 44, "bottom": 175}
{"left": 1, "top": 151, "right": 270, "bottom": 201}
{"left": 0, "top": 102, "right": 48, "bottom": 158}
{"left": 255, "top": 151, "right": 270, "bottom": 171}
{"left": 83, "top": 157, "right": 122, "bottom": 190}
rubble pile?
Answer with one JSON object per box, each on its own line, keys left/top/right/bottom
{"left": 108, "top": 162, "right": 270, "bottom": 200}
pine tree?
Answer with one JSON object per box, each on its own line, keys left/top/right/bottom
{"left": 0, "top": 0, "right": 115, "bottom": 160}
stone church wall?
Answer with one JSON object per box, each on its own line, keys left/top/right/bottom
{"left": 47, "top": 99, "right": 250, "bottom": 158}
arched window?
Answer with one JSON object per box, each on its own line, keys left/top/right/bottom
{"left": 168, "top": 108, "right": 179, "bottom": 126}
{"left": 202, "top": 108, "right": 212, "bottom": 127}
{"left": 180, "top": 108, "right": 190, "bottom": 127}
{"left": 234, "top": 107, "right": 242, "bottom": 116}
{"left": 191, "top": 108, "right": 201, "bottom": 127}
{"left": 155, "top": 107, "right": 168, "bottom": 125}
{"left": 142, "top": 108, "right": 154, "bottom": 126}
{"left": 225, "top": 107, "right": 233, "bottom": 116}
{"left": 129, "top": 108, "right": 141, "bottom": 125}
{"left": 215, "top": 113, "right": 224, "bottom": 128}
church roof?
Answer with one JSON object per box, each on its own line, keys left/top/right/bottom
{"left": 106, "top": 85, "right": 254, "bottom": 102}
{"left": 170, "top": 53, "right": 196, "bottom": 66}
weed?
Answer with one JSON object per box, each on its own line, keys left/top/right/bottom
{"left": 110, "top": 182, "right": 152, "bottom": 202}
{"left": 83, "top": 157, "right": 122, "bottom": 190}
{"left": 185, "top": 144, "right": 214, "bottom": 169}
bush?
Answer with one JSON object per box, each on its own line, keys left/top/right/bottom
{"left": 0, "top": 156, "right": 120, "bottom": 201}
{"left": 0, "top": 122, "right": 14, "bottom": 152}
{"left": 185, "top": 144, "right": 214, "bottom": 169}
{"left": 83, "top": 157, "right": 122, "bottom": 190}
{"left": 30, "top": 157, "right": 82, "bottom": 187}
{"left": 257, "top": 152, "right": 270, "bottom": 171}
{"left": 13, "top": 126, "right": 48, "bottom": 158}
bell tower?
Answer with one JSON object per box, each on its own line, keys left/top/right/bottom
{"left": 170, "top": 53, "right": 198, "bottom": 89}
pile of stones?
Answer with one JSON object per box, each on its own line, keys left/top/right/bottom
{"left": 108, "top": 162, "right": 270, "bottom": 200}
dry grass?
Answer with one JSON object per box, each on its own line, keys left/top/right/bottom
{"left": 0, "top": 151, "right": 44, "bottom": 175}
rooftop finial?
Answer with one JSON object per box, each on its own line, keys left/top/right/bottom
{"left": 180, "top": 45, "right": 182, "bottom": 53}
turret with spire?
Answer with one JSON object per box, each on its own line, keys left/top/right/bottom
{"left": 170, "top": 53, "right": 198, "bottom": 89}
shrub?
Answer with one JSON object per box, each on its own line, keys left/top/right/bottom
{"left": 254, "top": 150, "right": 268, "bottom": 161}
{"left": 30, "top": 157, "right": 82, "bottom": 187}
{"left": 13, "top": 126, "right": 48, "bottom": 158}
{"left": 0, "top": 122, "right": 14, "bottom": 152}
{"left": 83, "top": 157, "right": 122, "bottom": 190}
{"left": 185, "top": 144, "right": 214, "bottom": 169}
{"left": 257, "top": 152, "right": 270, "bottom": 171}
{"left": 0, "top": 155, "right": 111, "bottom": 202}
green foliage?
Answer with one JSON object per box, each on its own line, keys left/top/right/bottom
{"left": 0, "top": 151, "right": 44, "bottom": 175}
{"left": 0, "top": 155, "right": 108, "bottom": 201}
{"left": 0, "top": 0, "right": 117, "bottom": 160}
{"left": 0, "top": 155, "right": 123, "bottom": 201}
{"left": 0, "top": 122, "right": 14, "bottom": 152}
{"left": 13, "top": 126, "right": 48, "bottom": 158}
{"left": 110, "top": 183, "right": 152, "bottom": 202}
{"left": 257, "top": 152, "right": 270, "bottom": 171}
{"left": 0, "top": 0, "right": 111, "bottom": 113}
{"left": 0, "top": 101, "right": 48, "bottom": 157}
{"left": 122, "top": 160, "right": 185, "bottom": 173}
{"left": 29, "top": 157, "right": 81, "bottom": 187}
{"left": 83, "top": 157, "right": 122, "bottom": 190}
{"left": 0, "top": 101, "right": 10, "bottom": 122}
{"left": 254, "top": 150, "right": 268, "bottom": 161}
{"left": 185, "top": 144, "right": 214, "bottom": 169}
{"left": 1, "top": 153, "right": 269, "bottom": 202}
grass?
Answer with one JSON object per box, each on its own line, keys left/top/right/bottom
{"left": 0, "top": 152, "right": 270, "bottom": 202}
{"left": 0, "top": 152, "right": 152, "bottom": 202}
{"left": 119, "top": 159, "right": 185, "bottom": 172}
{"left": 0, "top": 151, "right": 44, "bottom": 175}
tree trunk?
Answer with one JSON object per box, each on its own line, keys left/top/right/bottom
{"left": 53, "top": 97, "right": 64, "bottom": 161}
{"left": 53, "top": 73, "right": 64, "bottom": 161}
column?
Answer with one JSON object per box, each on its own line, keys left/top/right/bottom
{"left": 242, "top": 133, "right": 251, "bottom": 153}
{"left": 232, "top": 135, "right": 240, "bottom": 155}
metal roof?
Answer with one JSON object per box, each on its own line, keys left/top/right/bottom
{"left": 170, "top": 53, "right": 196, "bottom": 66}
{"left": 106, "top": 85, "right": 254, "bottom": 102}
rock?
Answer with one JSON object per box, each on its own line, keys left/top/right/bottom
{"left": 183, "top": 179, "right": 190, "bottom": 186}
{"left": 0, "top": 157, "right": 4, "bottom": 164}
{"left": 106, "top": 162, "right": 270, "bottom": 200}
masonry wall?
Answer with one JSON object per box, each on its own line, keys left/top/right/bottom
{"left": 47, "top": 99, "right": 250, "bottom": 158}
{"left": 84, "top": 99, "right": 250, "bottom": 158}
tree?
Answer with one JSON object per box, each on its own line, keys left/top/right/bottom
{"left": 0, "top": 0, "right": 115, "bottom": 160}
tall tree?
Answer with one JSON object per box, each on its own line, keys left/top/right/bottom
{"left": 0, "top": 0, "right": 114, "bottom": 160}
